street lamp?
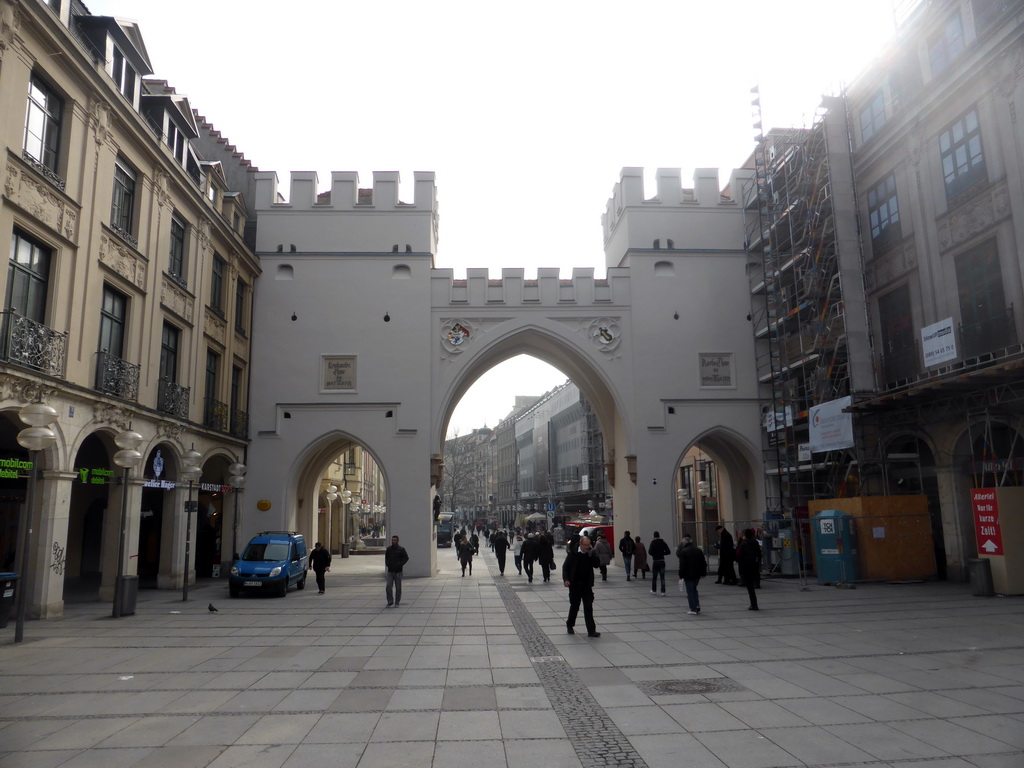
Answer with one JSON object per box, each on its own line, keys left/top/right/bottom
{"left": 325, "top": 483, "right": 338, "bottom": 547}
{"left": 14, "top": 401, "right": 58, "bottom": 642}
{"left": 180, "top": 448, "right": 202, "bottom": 602}
{"left": 111, "top": 427, "right": 143, "bottom": 619}
{"left": 228, "top": 461, "right": 246, "bottom": 561}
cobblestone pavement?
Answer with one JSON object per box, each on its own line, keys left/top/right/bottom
{"left": 1, "top": 546, "right": 1023, "bottom": 768}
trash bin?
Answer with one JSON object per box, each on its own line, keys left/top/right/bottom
{"left": 117, "top": 574, "right": 139, "bottom": 616}
{"left": 341, "top": 543, "right": 349, "bottom": 558}
{"left": 967, "top": 558, "right": 994, "bottom": 597}
{"left": 0, "top": 573, "right": 17, "bottom": 629}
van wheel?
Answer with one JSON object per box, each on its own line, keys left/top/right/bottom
{"left": 278, "top": 582, "right": 288, "bottom": 597}
{"left": 296, "top": 574, "right": 306, "bottom": 590}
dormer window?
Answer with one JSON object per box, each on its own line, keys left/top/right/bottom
{"left": 166, "top": 120, "right": 186, "bottom": 163}
{"left": 111, "top": 47, "right": 137, "bottom": 103}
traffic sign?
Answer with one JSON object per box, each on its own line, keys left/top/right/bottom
{"left": 971, "top": 488, "right": 1003, "bottom": 556}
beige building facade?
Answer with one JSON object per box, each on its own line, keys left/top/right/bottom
{"left": 0, "top": 0, "right": 259, "bottom": 617}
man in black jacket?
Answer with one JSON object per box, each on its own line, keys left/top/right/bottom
{"left": 714, "top": 525, "right": 738, "bottom": 585}
{"left": 491, "top": 530, "right": 509, "bottom": 574}
{"left": 648, "top": 531, "right": 671, "bottom": 595}
{"left": 677, "top": 536, "right": 708, "bottom": 615}
{"left": 521, "top": 533, "right": 539, "bottom": 583}
{"left": 308, "top": 541, "right": 332, "bottom": 594}
{"left": 562, "top": 535, "right": 601, "bottom": 637}
{"left": 384, "top": 535, "right": 409, "bottom": 608}
{"left": 618, "top": 531, "right": 636, "bottom": 581}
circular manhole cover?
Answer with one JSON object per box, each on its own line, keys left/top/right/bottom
{"left": 653, "top": 679, "right": 730, "bottom": 695}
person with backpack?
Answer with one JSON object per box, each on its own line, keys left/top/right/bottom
{"left": 676, "top": 535, "right": 708, "bottom": 615}
{"left": 618, "top": 530, "right": 636, "bottom": 581}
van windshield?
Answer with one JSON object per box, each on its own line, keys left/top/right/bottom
{"left": 241, "top": 542, "right": 290, "bottom": 562}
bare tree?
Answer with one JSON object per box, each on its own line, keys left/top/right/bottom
{"left": 442, "top": 431, "right": 480, "bottom": 523}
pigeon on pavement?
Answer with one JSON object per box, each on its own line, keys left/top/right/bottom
{"left": 208, "top": 603, "right": 218, "bottom": 613}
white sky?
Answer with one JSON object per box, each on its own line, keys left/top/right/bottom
{"left": 85, "top": 0, "right": 901, "bottom": 436}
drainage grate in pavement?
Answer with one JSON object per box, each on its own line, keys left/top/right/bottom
{"left": 489, "top": 560, "right": 650, "bottom": 768}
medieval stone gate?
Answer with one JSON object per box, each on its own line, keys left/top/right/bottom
{"left": 244, "top": 168, "right": 764, "bottom": 576}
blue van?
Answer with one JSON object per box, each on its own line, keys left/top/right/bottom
{"left": 229, "top": 531, "right": 308, "bottom": 597}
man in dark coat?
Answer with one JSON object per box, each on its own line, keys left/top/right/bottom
{"left": 648, "top": 531, "right": 671, "bottom": 595}
{"left": 714, "top": 525, "right": 738, "bottom": 585}
{"left": 618, "top": 531, "right": 636, "bottom": 581}
{"left": 492, "top": 530, "right": 509, "bottom": 574}
{"left": 676, "top": 536, "right": 708, "bottom": 615}
{"left": 736, "top": 529, "right": 762, "bottom": 610}
{"left": 521, "top": 533, "right": 539, "bottom": 583}
{"left": 384, "top": 535, "right": 409, "bottom": 608}
{"left": 535, "top": 533, "right": 555, "bottom": 582}
{"left": 307, "top": 541, "right": 332, "bottom": 594}
{"left": 562, "top": 535, "right": 601, "bottom": 637}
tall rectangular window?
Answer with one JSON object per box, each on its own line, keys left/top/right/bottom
{"left": 24, "top": 73, "right": 63, "bottom": 175}
{"left": 160, "top": 322, "right": 179, "bottom": 383}
{"left": 210, "top": 254, "right": 226, "bottom": 313}
{"left": 235, "top": 279, "right": 247, "bottom": 333}
{"left": 111, "top": 47, "right": 136, "bottom": 103}
{"left": 7, "top": 230, "right": 51, "bottom": 322}
{"left": 940, "top": 108, "right": 986, "bottom": 200}
{"left": 929, "top": 13, "right": 964, "bottom": 76}
{"left": 859, "top": 90, "right": 886, "bottom": 143}
{"left": 98, "top": 285, "right": 127, "bottom": 357}
{"left": 169, "top": 213, "right": 186, "bottom": 283}
{"left": 867, "top": 174, "right": 901, "bottom": 254}
{"left": 111, "top": 160, "right": 137, "bottom": 237}
{"left": 166, "top": 120, "right": 185, "bottom": 163}
{"left": 205, "top": 349, "right": 219, "bottom": 402}
{"left": 878, "top": 284, "right": 917, "bottom": 382}
{"left": 231, "top": 365, "right": 242, "bottom": 412}
{"left": 956, "top": 239, "right": 1011, "bottom": 356}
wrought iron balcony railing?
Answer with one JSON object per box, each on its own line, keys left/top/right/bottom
{"left": 94, "top": 351, "right": 140, "bottom": 401}
{"left": 960, "top": 305, "right": 1018, "bottom": 359}
{"left": 204, "top": 397, "right": 229, "bottom": 433}
{"left": 1, "top": 310, "right": 67, "bottom": 378}
{"left": 230, "top": 408, "right": 249, "bottom": 440}
{"left": 22, "top": 150, "right": 66, "bottom": 192}
{"left": 157, "top": 379, "right": 190, "bottom": 419}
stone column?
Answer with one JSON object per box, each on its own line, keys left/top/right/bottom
{"left": 99, "top": 475, "right": 143, "bottom": 602}
{"left": 30, "top": 470, "right": 77, "bottom": 619}
{"left": 158, "top": 483, "right": 192, "bottom": 590}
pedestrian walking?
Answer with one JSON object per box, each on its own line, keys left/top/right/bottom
{"left": 563, "top": 535, "right": 601, "bottom": 637}
{"left": 714, "top": 525, "right": 738, "bottom": 585}
{"left": 676, "top": 535, "right": 708, "bottom": 614}
{"left": 736, "top": 528, "right": 762, "bottom": 610}
{"left": 384, "top": 535, "right": 409, "bottom": 608}
{"left": 492, "top": 529, "right": 509, "bottom": 574}
{"left": 512, "top": 533, "right": 524, "bottom": 574}
{"left": 594, "top": 533, "right": 612, "bottom": 581}
{"left": 459, "top": 537, "right": 475, "bottom": 576}
{"left": 633, "top": 536, "right": 649, "bottom": 579}
{"left": 470, "top": 532, "right": 480, "bottom": 555}
{"left": 536, "top": 533, "right": 555, "bottom": 582}
{"left": 618, "top": 531, "right": 635, "bottom": 581}
{"left": 648, "top": 531, "right": 671, "bottom": 595}
{"left": 307, "top": 541, "right": 332, "bottom": 594}
{"left": 521, "top": 533, "right": 538, "bottom": 583}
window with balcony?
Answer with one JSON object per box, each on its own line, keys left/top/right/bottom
{"left": 98, "top": 285, "right": 126, "bottom": 357}
{"left": 95, "top": 285, "right": 139, "bottom": 399}
{"left": 940, "top": 108, "right": 986, "bottom": 201}
{"left": 168, "top": 213, "right": 187, "bottom": 285}
{"left": 210, "top": 254, "right": 226, "bottom": 314}
{"left": 4, "top": 230, "right": 66, "bottom": 377}
{"left": 955, "top": 239, "right": 1015, "bottom": 357}
{"left": 24, "top": 73, "right": 64, "bottom": 188}
{"left": 230, "top": 364, "right": 247, "bottom": 439}
{"left": 160, "top": 322, "right": 179, "bottom": 384}
{"left": 111, "top": 47, "right": 136, "bottom": 104}
{"left": 6, "top": 230, "right": 51, "bottom": 323}
{"left": 859, "top": 90, "right": 886, "bottom": 143}
{"left": 867, "top": 174, "right": 901, "bottom": 254}
{"left": 235, "top": 278, "right": 247, "bottom": 334}
{"left": 929, "top": 13, "right": 964, "bottom": 77}
{"left": 204, "top": 349, "right": 228, "bottom": 431}
{"left": 157, "top": 322, "right": 189, "bottom": 417}
{"left": 110, "top": 159, "right": 137, "bottom": 245}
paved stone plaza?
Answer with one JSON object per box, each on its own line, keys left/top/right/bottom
{"left": 1, "top": 548, "right": 1023, "bottom": 768}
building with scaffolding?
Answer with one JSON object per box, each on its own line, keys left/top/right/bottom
{"left": 746, "top": 0, "right": 1024, "bottom": 582}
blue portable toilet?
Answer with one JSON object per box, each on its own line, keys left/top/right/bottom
{"left": 814, "top": 509, "right": 859, "bottom": 584}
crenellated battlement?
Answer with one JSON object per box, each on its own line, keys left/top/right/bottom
{"left": 254, "top": 170, "right": 437, "bottom": 211}
{"left": 601, "top": 167, "right": 753, "bottom": 269}
{"left": 430, "top": 267, "right": 630, "bottom": 306}
{"left": 253, "top": 170, "right": 439, "bottom": 255}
